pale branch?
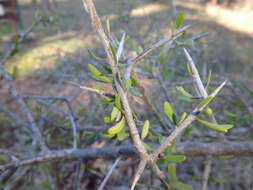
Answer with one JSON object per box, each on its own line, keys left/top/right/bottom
{"left": 1, "top": 141, "right": 253, "bottom": 172}
{"left": 98, "top": 157, "right": 121, "bottom": 190}
{"left": 153, "top": 81, "right": 226, "bottom": 158}
{"left": 202, "top": 159, "right": 211, "bottom": 190}
{"left": 132, "top": 25, "right": 191, "bottom": 64}
{"left": 130, "top": 159, "right": 147, "bottom": 190}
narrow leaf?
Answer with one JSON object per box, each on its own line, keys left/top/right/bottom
{"left": 164, "top": 102, "right": 174, "bottom": 122}
{"left": 163, "top": 155, "right": 186, "bottom": 163}
{"left": 199, "top": 96, "right": 213, "bottom": 109}
{"left": 178, "top": 112, "right": 187, "bottom": 126}
{"left": 109, "top": 42, "right": 117, "bottom": 64}
{"left": 108, "top": 117, "right": 125, "bottom": 135}
{"left": 205, "top": 69, "right": 212, "bottom": 89}
{"left": 88, "top": 50, "right": 106, "bottom": 62}
{"left": 176, "top": 12, "right": 184, "bottom": 29}
{"left": 115, "top": 93, "right": 121, "bottom": 109}
{"left": 110, "top": 106, "right": 119, "bottom": 122}
{"left": 197, "top": 119, "right": 233, "bottom": 133}
{"left": 87, "top": 64, "right": 102, "bottom": 76}
{"left": 168, "top": 164, "right": 175, "bottom": 180}
{"left": 106, "top": 18, "right": 110, "bottom": 36}
{"left": 141, "top": 120, "right": 150, "bottom": 140}
{"left": 101, "top": 63, "right": 112, "bottom": 74}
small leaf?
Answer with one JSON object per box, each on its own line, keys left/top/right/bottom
{"left": 158, "top": 51, "right": 164, "bottom": 64}
{"left": 176, "top": 12, "right": 184, "bottom": 29}
{"left": 164, "top": 102, "right": 174, "bottom": 122}
{"left": 141, "top": 120, "right": 149, "bottom": 140}
{"left": 12, "top": 66, "right": 19, "bottom": 80}
{"left": 172, "top": 113, "right": 177, "bottom": 125}
{"left": 101, "top": 63, "right": 112, "bottom": 74}
{"left": 87, "top": 64, "right": 102, "bottom": 76}
{"left": 168, "top": 164, "right": 175, "bottom": 180}
{"left": 104, "top": 116, "right": 111, "bottom": 124}
{"left": 115, "top": 93, "right": 121, "bottom": 109}
{"left": 106, "top": 18, "right": 111, "bottom": 36}
{"left": 88, "top": 50, "right": 106, "bottom": 62}
{"left": 103, "top": 132, "right": 115, "bottom": 139}
{"left": 176, "top": 86, "right": 192, "bottom": 98}
{"left": 108, "top": 117, "right": 125, "bottom": 135}
{"left": 129, "top": 88, "right": 143, "bottom": 98}
{"left": 178, "top": 112, "right": 187, "bottom": 126}
{"left": 109, "top": 42, "right": 117, "bottom": 64}
{"left": 117, "top": 127, "right": 128, "bottom": 141}
{"left": 89, "top": 74, "right": 112, "bottom": 83}
{"left": 197, "top": 119, "right": 233, "bottom": 133}
{"left": 205, "top": 70, "right": 212, "bottom": 89}
{"left": 93, "top": 85, "right": 105, "bottom": 90}
{"left": 199, "top": 96, "right": 213, "bottom": 109}
{"left": 110, "top": 106, "right": 119, "bottom": 122}
{"left": 171, "top": 181, "right": 193, "bottom": 190}
{"left": 130, "top": 76, "right": 138, "bottom": 87}
{"left": 186, "top": 63, "right": 192, "bottom": 75}
{"left": 163, "top": 155, "right": 186, "bottom": 163}
{"left": 125, "top": 79, "right": 132, "bottom": 90}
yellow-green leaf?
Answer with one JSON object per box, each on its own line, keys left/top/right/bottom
{"left": 109, "top": 42, "right": 117, "bottom": 64}
{"left": 12, "top": 66, "right": 19, "bottom": 80}
{"left": 115, "top": 93, "right": 121, "bottom": 109}
{"left": 205, "top": 70, "right": 212, "bottom": 89}
{"left": 117, "top": 127, "right": 129, "bottom": 141}
{"left": 178, "top": 112, "right": 187, "bottom": 126}
{"left": 110, "top": 106, "right": 119, "bottom": 122}
{"left": 163, "top": 155, "right": 186, "bottom": 163}
{"left": 197, "top": 119, "right": 233, "bottom": 133}
{"left": 168, "top": 164, "right": 175, "bottom": 180}
{"left": 142, "top": 141, "right": 152, "bottom": 152}
{"left": 106, "top": 18, "right": 110, "bottom": 36}
{"left": 199, "top": 96, "right": 213, "bottom": 109}
{"left": 108, "top": 117, "right": 125, "bottom": 135}
{"left": 141, "top": 120, "right": 149, "bottom": 140}
{"left": 164, "top": 102, "right": 174, "bottom": 122}
{"left": 88, "top": 64, "right": 101, "bottom": 76}
{"left": 176, "top": 86, "right": 192, "bottom": 98}
{"left": 176, "top": 12, "right": 184, "bottom": 29}
{"left": 103, "top": 132, "right": 115, "bottom": 139}
{"left": 88, "top": 50, "right": 106, "bottom": 62}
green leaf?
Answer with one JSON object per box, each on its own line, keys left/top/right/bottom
{"left": 108, "top": 117, "right": 125, "bottom": 135}
{"left": 141, "top": 120, "right": 149, "bottom": 140}
{"left": 130, "top": 76, "right": 138, "bottom": 87}
{"left": 176, "top": 86, "right": 192, "bottom": 98}
{"left": 87, "top": 64, "right": 102, "bottom": 77}
{"left": 115, "top": 93, "right": 121, "bottom": 109}
{"left": 125, "top": 79, "right": 132, "bottom": 90}
{"left": 12, "top": 66, "right": 19, "bottom": 80}
{"left": 104, "top": 116, "right": 111, "bottom": 124}
{"left": 110, "top": 106, "right": 119, "bottom": 122}
{"left": 172, "top": 113, "right": 177, "bottom": 125}
{"left": 171, "top": 181, "right": 193, "bottom": 190}
{"left": 164, "top": 102, "right": 174, "bottom": 122}
{"left": 117, "top": 127, "right": 129, "bottom": 141}
{"left": 199, "top": 96, "right": 213, "bottom": 109}
{"left": 197, "top": 119, "right": 233, "bottom": 133}
{"left": 129, "top": 88, "right": 143, "bottom": 98}
{"left": 89, "top": 74, "right": 112, "bottom": 83}
{"left": 109, "top": 42, "right": 117, "bottom": 64}
{"left": 168, "top": 164, "right": 175, "bottom": 180}
{"left": 101, "top": 63, "right": 112, "bottom": 74}
{"left": 158, "top": 51, "right": 164, "bottom": 64}
{"left": 93, "top": 85, "right": 105, "bottom": 90}
{"left": 178, "top": 112, "right": 187, "bottom": 126}
{"left": 163, "top": 155, "right": 186, "bottom": 163}
{"left": 103, "top": 131, "right": 115, "bottom": 139}
{"left": 88, "top": 50, "right": 106, "bottom": 62}
{"left": 176, "top": 12, "right": 184, "bottom": 29}
{"left": 145, "top": 64, "right": 152, "bottom": 73}
{"left": 186, "top": 63, "right": 192, "bottom": 75}
{"left": 205, "top": 70, "right": 212, "bottom": 89}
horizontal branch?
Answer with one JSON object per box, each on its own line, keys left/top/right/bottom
{"left": 1, "top": 141, "right": 253, "bottom": 172}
